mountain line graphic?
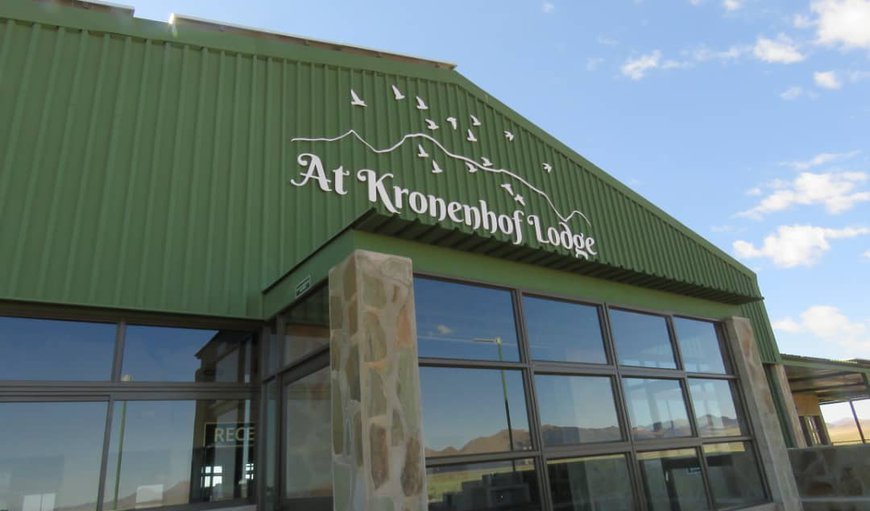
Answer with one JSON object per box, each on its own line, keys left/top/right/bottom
{"left": 290, "top": 130, "right": 592, "bottom": 226}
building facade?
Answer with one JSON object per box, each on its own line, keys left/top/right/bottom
{"left": 0, "top": 1, "right": 806, "bottom": 510}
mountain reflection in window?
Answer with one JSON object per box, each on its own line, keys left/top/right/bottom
{"left": 427, "top": 459, "right": 541, "bottom": 511}
{"left": 623, "top": 378, "right": 692, "bottom": 440}
{"left": 420, "top": 367, "right": 530, "bottom": 457}
{"left": 414, "top": 278, "right": 520, "bottom": 361}
{"left": 535, "top": 375, "right": 622, "bottom": 446}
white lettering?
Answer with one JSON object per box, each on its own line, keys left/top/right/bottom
{"left": 291, "top": 153, "right": 332, "bottom": 191}
{"left": 293, "top": 152, "right": 598, "bottom": 261}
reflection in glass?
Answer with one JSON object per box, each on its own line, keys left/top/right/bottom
{"left": 820, "top": 401, "right": 863, "bottom": 445}
{"left": 523, "top": 296, "right": 607, "bottom": 364}
{"left": 548, "top": 455, "right": 633, "bottom": 511}
{"left": 688, "top": 379, "right": 744, "bottom": 437}
{"left": 609, "top": 309, "right": 676, "bottom": 369}
{"left": 623, "top": 378, "right": 691, "bottom": 440}
{"left": 414, "top": 278, "right": 520, "bottom": 361}
{"left": 0, "top": 402, "right": 107, "bottom": 511}
{"left": 103, "top": 399, "right": 254, "bottom": 510}
{"left": 638, "top": 449, "right": 708, "bottom": 511}
{"left": 420, "top": 367, "right": 530, "bottom": 456}
{"left": 704, "top": 442, "right": 766, "bottom": 508}
{"left": 535, "top": 375, "right": 621, "bottom": 446}
{"left": 674, "top": 318, "right": 727, "bottom": 374}
{"left": 284, "top": 367, "right": 332, "bottom": 502}
{"left": 0, "top": 316, "right": 116, "bottom": 380}
{"left": 283, "top": 286, "right": 329, "bottom": 365}
{"left": 122, "top": 326, "right": 254, "bottom": 382}
{"left": 427, "top": 459, "right": 540, "bottom": 511}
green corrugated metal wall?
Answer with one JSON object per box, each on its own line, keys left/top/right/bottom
{"left": 0, "top": 0, "right": 779, "bottom": 361}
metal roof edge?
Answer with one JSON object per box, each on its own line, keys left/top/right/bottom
{"left": 445, "top": 71, "right": 758, "bottom": 280}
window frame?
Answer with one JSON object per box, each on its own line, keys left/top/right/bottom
{"left": 414, "top": 272, "right": 770, "bottom": 511}
{"left": 0, "top": 304, "right": 260, "bottom": 511}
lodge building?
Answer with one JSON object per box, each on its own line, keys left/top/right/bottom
{"left": 1, "top": 1, "right": 844, "bottom": 510}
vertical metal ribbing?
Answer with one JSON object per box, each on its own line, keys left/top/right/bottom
{"left": 88, "top": 35, "right": 133, "bottom": 302}
{"left": 159, "top": 44, "right": 190, "bottom": 307}
{"left": 62, "top": 31, "right": 111, "bottom": 301}
{"left": 221, "top": 52, "right": 243, "bottom": 313}
{"left": 10, "top": 24, "right": 63, "bottom": 292}
{"left": 0, "top": 21, "right": 40, "bottom": 290}
{"left": 136, "top": 41, "right": 172, "bottom": 306}
{"left": 242, "top": 54, "right": 259, "bottom": 314}
{"left": 36, "top": 27, "right": 88, "bottom": 293}
{"left": 180, "top": 46, "right": 210, "bottom": 309}
{"left": 203, "top": 50, "right": 227, "bottom": 308}
{"left": 113, "top": 39, "right": 152, "bottom": 303}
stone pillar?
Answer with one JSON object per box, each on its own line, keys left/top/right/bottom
{"left": 724, "top": 317, "right": 802, "bottom": 511}
{"left": 771, "top": 364, "right": 807, "bottom": 448}
{"left": 329, "top": 250, "right": 427, "bottom": 511}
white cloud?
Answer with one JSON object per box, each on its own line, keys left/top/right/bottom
{"left": 746, "top": 186, "right": 763, "bottom": 196}
{"left": 753, "top": 34, "right": 805, "bottom": 63}
{"left": 689, "top": 0, "right": 704, "bottom": 5}
{"left": 849, "top": 70, "right": 870, "bottom": 82}
{"left": 780, "top": 86, "right": 804, "bottom": 100}
{"left": 621, "top": 51, "right": 662, "bottom": 80}
{"left": 739, "top": 170, "right": 869, "bottom": 218}
{"left": 863, "top": 249, "right": 870, "bottom": 259}
{"left": 812, "top": 0, "right": 870, "bottom": 50}
{"left": 773, "top": 317, "right": 803, "bottom": 333}
{"left": 814, "top": 70, "right": 842, "bottom": 89}
{"left": 783, "top": 150, "right": 860, "bottom": 170}
{"left": 723, "top": 0, "right": 745, "bottom": 10}
{"left": 691, "top": 44, "right": 749, "bottom": 62}
{"left": 597, "top": 35, "right": 619, "bottom": 46}
{"left": 435, "top": 324, "right": 453, "bottom": 335}
{"left": 774, "top": 305, "right": 870, "bottom": 355}
{"left": 542, "top": 1, "right": 555, "bottom": 13}
{"left": 733, "top": 225, "right": 870, "bottom": 267}
{"left": 794, "top": 13, "right": 814, "bottom": 28}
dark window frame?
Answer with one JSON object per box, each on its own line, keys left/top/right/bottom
{"left": 0, "top": 306, "right": 260, "bottom": 511}
{"left": 414, "top": 272, "right": 770, "bottom": 511}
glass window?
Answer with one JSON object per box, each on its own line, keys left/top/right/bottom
{"left": 674, "top": 318, "right": 727, "bottom": 374}
{"left": 623, "top": 378, "right": 692, "bottom": 440}
{"left": 284, "top": 367, "right": 332, "bottom": 502}
{"left": 420, "top": 367, "right": 530, "bottom": 456}
{"left": 0, "top": 401, "right": 107, "bottom": 511}
{"left": 414, "top": 278, "right": 520, "bottom": 361}
{"left": 820, "top": 401, "right": 863, "bottom": 445}
{"left": 688, "top": 379, "right": 745, "bottom": 437}
{"left": 547, "top": 454, "right": 634, "bottom": 511}
{"left": 535, "top": 375, "right": 621, "bottom": 446}
{"left": 0, "top": 316, "right": 116, "bottom": 380}
{"left": 703, "top": 442, "right": 766, "bottom": 508}
{"left": 283, "top": 287, "right": 329, "bottom": 365}
{"left": 121, "top": 326, "right": 254, "bottom": 382}
{"left": 853, "top": 399, "right": 870, "bottom": 439}
{"left": 426, "top": 459, "right": 540, "bottom": 511}
{"left": 609, "top": 310, "right": 676, "bottom": 369}
{"left": 638, "top": 449, "right": 708, "bottom": 511}
{"left": 103, "top": 399, "right": 254, "bottom": 510}
{"left": 523, "top": 296, "right": 607, "bottom": 364}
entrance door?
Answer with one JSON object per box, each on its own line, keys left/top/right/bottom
{"left": 279, "top": 350, "right": 332, "bottom": 510}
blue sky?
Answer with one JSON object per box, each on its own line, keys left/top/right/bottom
{"left": 128, "top": 0, "right": 869, "bottom": 360}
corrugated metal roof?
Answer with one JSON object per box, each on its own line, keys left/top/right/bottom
{"left": 0, "top": 0, "right": 764, "bottom": 322}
